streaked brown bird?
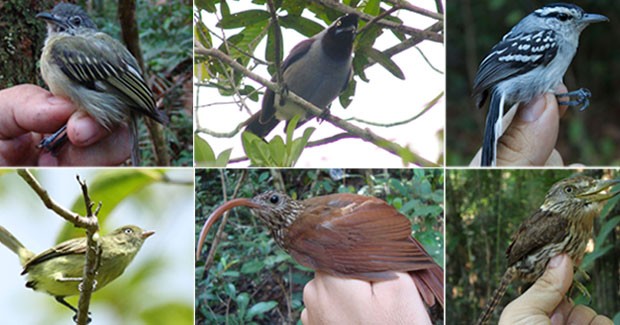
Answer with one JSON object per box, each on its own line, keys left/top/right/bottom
{"left": 197, "top": 191, "right": 444, "bottom": 309}
{"left": 476, "top": 176, "right": 620, "bottom": 325}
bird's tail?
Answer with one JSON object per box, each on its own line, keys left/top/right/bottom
{"left": 244, "top": 110, "right": 279, "bottom": 139}
{"left": 0, "top": 226, "right": 35, "bottom": 266}
{"left": 476, "top": 268, "right": 514, "bottom": 325}
{"left": 129, "top": 112, "right": 141, "bottom": 166}
{"left": 411, "top": 263, "right": 444, "bottom": 309}
{"left": 481, "top": 89, "right": 504, "bottom": 166}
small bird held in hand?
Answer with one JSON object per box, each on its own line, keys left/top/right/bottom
{"left": 37, "top": 3, "right": 168, "bottom": 166}
{"left": 0, "top": 225, "right": 154, "bottom": 319}
{"left": 472, "top": 3, "right": 607, "bottom": 166}
{"left": 245, "top": 14, "right": 357, "bottom": 138}
{"left": 476, "top": 176, "right": 620, "bottom": 324}
{"left": 197, "top": 191, "right": 444, "bottom": 310}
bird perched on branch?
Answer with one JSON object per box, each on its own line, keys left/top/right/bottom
{"left": 245, "top": 14, "right": 357, "bottom": 138}
{"left": 37, "top": 3, "right": 168, "bottom": 166}
{"left": 472, "top": 3, "right": 607, "bottom": 166}
{"left": 476, "top": 175, "right": 620, "bottom": 324}
{"left": 197, "top": 191, "right": 444, "bottom": 312}
{"left": 0, "top": 225, "right": 154, "bottom": 321}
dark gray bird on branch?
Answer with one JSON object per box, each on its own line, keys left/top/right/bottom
{"left": 245, "top": 14, "right": 358, "bottom": 138}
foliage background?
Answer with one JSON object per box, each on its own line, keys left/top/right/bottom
{"left": 0, "top": 0, "right": 193, "bottom": 166}
{"left": 0, "top": 169, "right": 194, "bottom": 324}
{"left": 195, "top": 168, "right": 444, "bottom": 324}
{"left": 446, "top": 1, "right": 620, "bottom": 166}
{"left": 446, "top": 169, "right": 620, "bottom": 324}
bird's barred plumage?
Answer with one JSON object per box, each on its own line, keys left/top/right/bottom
{"left": 472, "top": 3, "right": 606, "bottom": 166}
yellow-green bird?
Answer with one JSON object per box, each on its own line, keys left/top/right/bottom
{"left": 0, "top": 225, "right": 153, "bottom": 317}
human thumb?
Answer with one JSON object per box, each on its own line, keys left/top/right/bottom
{"left": 499, "top": 254, "right": 573, "bottom": 324}
{"left": 496, "top": 92, "right": 561, "bottom": 166}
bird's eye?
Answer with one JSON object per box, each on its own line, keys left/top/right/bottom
{"left": 556, "top": 13, "right": 570, "bottom": 21}
{"left": 70, "top": 16, "right": 82, "bottom": 26}
{"left": 564, "top": 186, "right": 574, "bottom": 194}
{"left": 269, "top": 194, "right": 280, "bottom": 204}
{"left": 124, "top": 228, "right": 133, "bottom": 234}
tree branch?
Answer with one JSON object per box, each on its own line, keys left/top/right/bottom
{"left": 196, "top": 46, "right": 437, "bottom": 167}
{"left": 312, "top": 0, "right": 443, "bottom": 42}
{"left": 17, "top": 170, "right": 100, "bottom": 325}
{"left": 75, "top": 175, "right": 101, "bottom": 325}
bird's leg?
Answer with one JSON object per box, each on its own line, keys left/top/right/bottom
{"left": 317, "top": 103, "right": 332, "bottom": 123}
{"left": 278, "top": 84, "right": 289, "bottom": 106}
{"left": 569, "top": 267, "right": 591, "bottom": 304}
{"left": 55, "top": 297, "right": 92, "bottom": 324}
{"left": 38, "top": 124, "right": 69, "bottom": 155}
{"left": 555, "top": 88, "right": 591, "bottom": 111}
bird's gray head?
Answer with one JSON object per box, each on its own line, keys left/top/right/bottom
{"left": 37, "top": 3, "right": 97, "bottom": 35}
{"left": 527, "top": 3, "right": 607, "bottom": 34}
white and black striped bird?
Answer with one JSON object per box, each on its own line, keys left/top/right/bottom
{"left": 472, "top": 3, "right": 607, "bottom": 166}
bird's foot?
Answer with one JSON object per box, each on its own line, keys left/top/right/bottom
{"left": 278, "top": 85, "right": 289, "bottom": 106}
{"left": 72, "top": 313, "right": 92, "bottom": 324}
{"left": 38, "top": 124, "right": 68, "bottom": 155}
{"left": 556, "top": 88, "right": 591, "bottom": 111}
{"left": 569, "top": 278, "right": 591, "bottom": 304}
{"left": 317, "top": 108, "right": 332, "bottom": 123}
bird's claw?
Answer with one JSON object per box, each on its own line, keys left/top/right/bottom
{"left": 556, "top": 88, "right": 592, "bottom": 111}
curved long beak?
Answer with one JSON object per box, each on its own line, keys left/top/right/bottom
{"left": 196, "top": 198, "right": 259, "bottom": 261}
{"left": 578, "top": 179, "right": 620, "bottom": 202}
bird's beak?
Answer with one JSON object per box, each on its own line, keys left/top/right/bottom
{"left": 196, "top": 198, "right": 260, "bottom": 260}
{"left": 141, "top": 230, "right": 155, "bottom": 239}
{"left": 36, "top": 12, "right": 63, "bottom": 24}
{"left": 581, "top": 13, "right": 609, "bottom": 24}
{"left": 578, "top": 179, "right": 620, "bottom": 202}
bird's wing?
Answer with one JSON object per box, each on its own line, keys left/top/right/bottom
{"left": 284, "top": 194, "right": 436, "bottom": 280}
{"left": 49, "top": 32, "right": 165, "bottom": 123}
{"left": 22, "top": 237, "right": 86, "bottom": 274}
{"left": 506, "top": 208, "right": 569, "bottom": 266}
{"left": 472, "top": 30, "right": 558, "bottom": 108}
{"left": 259, "top": 38, "right": 315, "bottom": 125}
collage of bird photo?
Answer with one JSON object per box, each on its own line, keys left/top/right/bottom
{"left": 0, "top": 1, "right": 619, "bottom": 324}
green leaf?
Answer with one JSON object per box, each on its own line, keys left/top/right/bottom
{"left": 246, "top": 301, "right": 278, "bottom": 320}
{"left": 365, "top": 48, "right": 405, "bottom": 80}
{"left": 194, "top": 134, "right": 215, "bottom": 163}
{"left": 241, "top": 260, "right": 264, "bottom": 274}
{"left": 280, "top": 15, "right": 324, "bottom": 37}
{"left": 217, "top": 10, "right": 270, "bottom": 29}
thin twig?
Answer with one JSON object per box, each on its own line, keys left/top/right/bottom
{"left": 17, "top": 170, "right": 97, "bottom": 229}
{"left": 202, "top": 170, "right": 247, "bottom": 272}
{"left": 345, "top": 91, "right": 443, "bottom": 127}
{"left": 75, "top": 175, "right": 101, "bottom": 325}
{"left": 17, "top": 170, "right": 100, "bottom": 325}
{"left": 312, "top": 0, "right": 442, "bottom": 42}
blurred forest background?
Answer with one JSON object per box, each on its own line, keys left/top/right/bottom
{"left": 0, "top": 0, "right": 193, "bottom": 165}
{"left": 195, "top": 169, "right": 444, "bottom": 324}
{"left": 446, "top": 169, "right": 620, "bottom": 324}
{"left": 446, "top": 1, "right": 620, "bottom": 166}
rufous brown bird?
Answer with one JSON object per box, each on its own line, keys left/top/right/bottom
{"left": 196, "top": 191, "right": 444, "bottom": 309}
{"left": 476, "top": 176, "right": 620, "bottom": 325}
